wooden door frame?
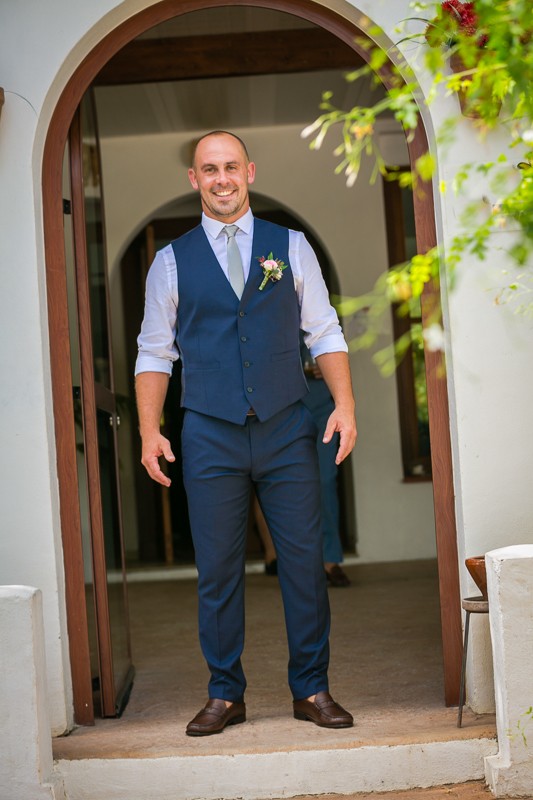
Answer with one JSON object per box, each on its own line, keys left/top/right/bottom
{"left": 42, "top": 0, "right": 462, "bottom": 720}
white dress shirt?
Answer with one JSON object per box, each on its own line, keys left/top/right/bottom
{"left": 135, "top": 209, "right": 347, "bottom": 376}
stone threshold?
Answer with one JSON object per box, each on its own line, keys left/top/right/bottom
{"left": 55, "top": 737, "right": 497, "bottom": 800}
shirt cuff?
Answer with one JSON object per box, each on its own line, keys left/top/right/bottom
{"left": 134, "top": 353, "right": 174, "bottom": 377}
{"left": 308, "top": 334, "right": 348, "bottom": 360}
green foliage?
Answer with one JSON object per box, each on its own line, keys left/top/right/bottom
{"left": 508, "top": 706, "right": 533, "bottom": 746}
{"left": 302, "top": 0, "right": 533, "bottom": 362}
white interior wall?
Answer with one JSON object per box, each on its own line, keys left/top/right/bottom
{"left": 100, "top": 122, "right": 437, "bottom": 564}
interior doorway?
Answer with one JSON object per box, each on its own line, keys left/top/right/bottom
{"left": 44, "top": 0, "right": 462, "bottom": 724}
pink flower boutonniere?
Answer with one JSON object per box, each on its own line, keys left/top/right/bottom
{"left": 258, "top": 252, "right": 287, "bottom": 290}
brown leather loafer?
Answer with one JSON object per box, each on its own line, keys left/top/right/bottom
{"left": 293, "top": 691, "right": 353, "bottom": 728}
{"left": 186, "top": 699, "right": 246, "bottom": 736}
{"left": 325, "top": 565, "right": 351, "bottom": 587}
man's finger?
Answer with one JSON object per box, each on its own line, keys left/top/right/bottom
{"left": 142, "top": 452, "right": 172, "bottom": 487}
{"left": 335, "top": 430, "right": 351, "bottom": 465}
{"left": 334, "top": 424, "right": 357, "bottom": 464}
{"left": 148, "top": 458, "right": 172, "bottom": 487}
{"left": 322, "top": 418, "right": 337, "bottom": 444}
{"left": 161, "top": 441, "right": 176, "bottom": 463}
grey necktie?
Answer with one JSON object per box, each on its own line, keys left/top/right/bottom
{"left": 223, "top": 225, "right": 245, "bottom": 299}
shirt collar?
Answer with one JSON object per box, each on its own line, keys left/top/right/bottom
{"left": 202, "top": 208, "right": 254, "bottom": 240}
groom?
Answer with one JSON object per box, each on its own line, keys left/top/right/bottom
{"left": 135, "top": 130, "right": 357, "bottom": 735}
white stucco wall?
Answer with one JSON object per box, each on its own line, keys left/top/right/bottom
{"left": 0, "top": 0, "right": 173, "bottom": 734}
{"left": 1, "top": 0, "right": 532, "bottom": 729}
{"left": 0, "top": 587, "right": 64, "bottom": 800}
{"left": 485, "top": 546, "right": 533, "bottom": 796}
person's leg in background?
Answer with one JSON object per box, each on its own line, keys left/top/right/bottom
{"left": 252, "top": 492, "right": 278, "bottom": 575}
{"left": 315, "top": 426, "right": 350, "bottom": 587}
{"left": 304, "top": 385, "right": 350, "bottom": 588}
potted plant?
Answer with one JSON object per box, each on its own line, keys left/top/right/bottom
{"left": 465, "top": 555, "right": 488, "bottom": 600}
{"left": 423, "top": 0, "right": 488, "bottom": 51}
{"left": 407, "top": 1, "right": 500, "bottom": 118}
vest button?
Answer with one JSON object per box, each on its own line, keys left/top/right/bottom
{"left": 241, "top": 336, "right": 247, "bottom": 342}
{"left": 239, "top": 311, "right": 245, "bottom": 317}
{"left": 244, "top": 361, "right": 250, "bottom": 367}
{"left": 247, "top": 387, "right": 253, "bottom": 393}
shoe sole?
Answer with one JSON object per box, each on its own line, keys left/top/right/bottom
{"left": 293, "top": 710, "right": 353, "bottom": 728}
{"left": 186, "top": 714, "right": 246, "bottom": 736}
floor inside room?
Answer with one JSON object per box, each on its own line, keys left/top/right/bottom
{"left": 53, "top": 560, "right": 495, "bottom": 761}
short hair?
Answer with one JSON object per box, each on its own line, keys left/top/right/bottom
{"left": 191, "top": 131, "right": 250, "bottom": 167}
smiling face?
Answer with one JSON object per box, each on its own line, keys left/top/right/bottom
{"left": 188, "top": 133, "right": 256, "bottom": 223}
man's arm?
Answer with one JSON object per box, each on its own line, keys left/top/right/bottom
{"left": 135, "top": 371, "right": 175, "bottom": 486}
{"left": 315, "top": 351, "right": 357, "bottom": 465}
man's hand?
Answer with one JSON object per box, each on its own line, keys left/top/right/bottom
{"left": 315, "top": 351, "right": 357, "bottom": 464}
{"left": 323, "top": 407, "right": 357, "bottom": 465}
{"left": 141, "top": 432, "right": 175, "bottom": 487}
{"left": 135, "top": 371, "right": 174, "bottom": 486}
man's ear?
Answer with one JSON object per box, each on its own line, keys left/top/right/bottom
{"left": 188, "top": 167, "right": 199, "bottom": 190}
{"left": 247, "top": 161, "right": 256, "bottom": 185}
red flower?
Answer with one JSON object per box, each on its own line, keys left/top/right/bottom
{"left": 425, "top": 0, "right": 488, "bottom": 48}
{"left": 442, "top": 1, "right": 477, "bottom": 35}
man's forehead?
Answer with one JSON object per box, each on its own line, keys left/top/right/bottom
{"left": 195, "top": 135, "right": 247, "bottom": 165}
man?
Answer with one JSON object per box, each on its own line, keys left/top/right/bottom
{"left": 135, "top": 131, "right": 357, "bottom": 736}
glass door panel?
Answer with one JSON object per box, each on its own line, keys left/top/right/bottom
{"left": 97, "top": 408, "right": 131, "bottom": 700}
{"left": 68, "top": 89, "right": 133, "bottom": 717}
{"left": 80, "top": 99, "right": 111, "bottom": 389}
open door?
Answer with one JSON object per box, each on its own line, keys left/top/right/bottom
{"left": 66, "top": 89, "right": 134, "bottom": 717}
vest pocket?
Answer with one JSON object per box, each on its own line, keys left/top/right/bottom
{"left": 186, "top": 360, "right": 221, "bottom": 371}
{"left": 270, "top": 350, "right": 298, "bottom": 362}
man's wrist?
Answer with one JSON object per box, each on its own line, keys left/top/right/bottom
{"left": 139, "top": 424, "right": 162, "bottom": 439}
{"left": 334, "top": 400, "right": 355, "bottom": 414}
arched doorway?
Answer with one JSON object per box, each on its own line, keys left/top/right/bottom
{"left": 43, "top": 0, "right": 461, "bottom": 724}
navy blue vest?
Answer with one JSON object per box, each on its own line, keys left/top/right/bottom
{"left": 172, "top": 218, "right": 308, "bottom": 424}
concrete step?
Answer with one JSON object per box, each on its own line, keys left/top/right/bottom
{"left": 280, "top": 785, "right": 493, "bottom": 800}
{"left": 55, "top": 736, "right": 497, "bottom": 800}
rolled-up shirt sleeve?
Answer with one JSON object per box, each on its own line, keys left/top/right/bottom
{"left": 134, "top": 245, "right": 179, "bottom": 376}
{"left": 289, "top": 231, "right": 348, "bottom": 358}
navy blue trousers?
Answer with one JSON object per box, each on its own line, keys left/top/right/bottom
{"left": 181, "top": 401, "right": 331, "bottom": 702}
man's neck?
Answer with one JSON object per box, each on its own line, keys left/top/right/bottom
{"left": 201, "top": 208, "right": 253, "bottom": 236}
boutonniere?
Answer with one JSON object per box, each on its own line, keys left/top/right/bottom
{"left": 257, "top": 252, "right": 287, "bottom": 290}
